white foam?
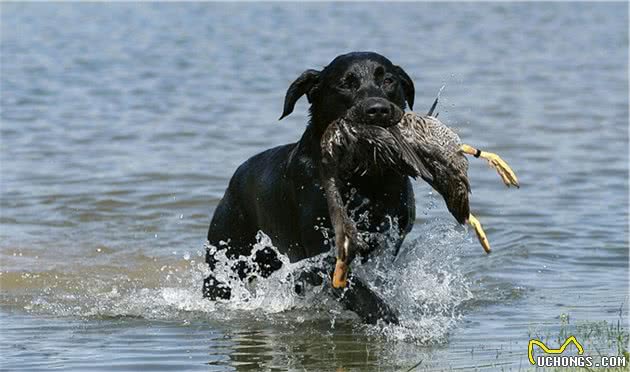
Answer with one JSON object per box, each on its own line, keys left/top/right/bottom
{"left": 22, "top": 220, "right": 472, "bottom": 344}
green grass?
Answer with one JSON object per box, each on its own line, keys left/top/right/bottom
{"left": 525, "top": 311, "right": 629, "bottom": 372}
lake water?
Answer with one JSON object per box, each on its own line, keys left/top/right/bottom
{"left": 1, "top": 3, "right": 628, "bottom": 371}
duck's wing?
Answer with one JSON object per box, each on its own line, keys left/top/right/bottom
{"left": 390, "top": 114, "right": 471, "bottom": 224}
{"left": 322, "top": 118, "right": 417, "bottom": 177}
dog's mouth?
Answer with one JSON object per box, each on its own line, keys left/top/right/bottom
{"left": 320, "top": 100, "right": 415, "bottom": 182}
{"left": 344, "top": 98, "right": 404, "bottom": 128}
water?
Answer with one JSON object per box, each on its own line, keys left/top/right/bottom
{"left": 1, "top": 3, "right": 628, "bottom": 371}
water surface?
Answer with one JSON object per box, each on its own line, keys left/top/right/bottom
{"left": 1, "top": 3, "right": 628, "bottom": 371}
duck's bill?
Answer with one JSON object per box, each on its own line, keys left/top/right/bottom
{"left": 332, "top": 259, "right": 349, "bottom": 288}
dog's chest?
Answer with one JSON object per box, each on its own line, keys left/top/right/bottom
{"left": 342, "top": 181, "right": 405, "bottom": 231}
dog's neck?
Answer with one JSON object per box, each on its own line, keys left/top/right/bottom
{"left": 308, "top": 106, "right": 340, "bottom": 140}
{"left": 297, "top": 121, "right": 325, "bottom": 161}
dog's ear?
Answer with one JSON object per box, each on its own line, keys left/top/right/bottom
{"left": 394, "top": 66, "right": 415, "bottom": 110}
{"left": 279, "top": 69, "right": 320, "bottom": 120}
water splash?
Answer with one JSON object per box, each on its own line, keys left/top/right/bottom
{"left": 354, "top": 219, "right": 473, "bottom": 342}
{"left": 2, "top": 220, "right": 472, "bottom": 344}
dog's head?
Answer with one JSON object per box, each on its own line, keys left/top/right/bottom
{"left": 279, "top": 52, "right": 415, "bottom": 135}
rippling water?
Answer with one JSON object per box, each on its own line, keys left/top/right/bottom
{"left": 1, "top": 3, "right": 628, "bottom": 371}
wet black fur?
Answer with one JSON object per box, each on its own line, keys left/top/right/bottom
{"left": 204, "top": 52, "right": 417, "bottom": 324}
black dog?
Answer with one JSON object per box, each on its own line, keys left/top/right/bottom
{"left": 204, "top": 52, "right": 416, "bottom": 324}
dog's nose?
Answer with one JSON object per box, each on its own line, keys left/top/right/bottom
{"left": 365, "top": 100, "right": 391, "bottom": 120}
{"left": 362, "top": 98, "right": 395, "bottom": 126}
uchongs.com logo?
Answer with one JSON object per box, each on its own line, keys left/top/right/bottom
{"left": 528, "top": 336, "right": 627, "bottom": 368}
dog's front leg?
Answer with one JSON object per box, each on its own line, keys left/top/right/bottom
{"left": 331, "top": 275, "right": 399, "bottom": 324}
{"left": 291, "top": 262, "right": 400, "bottom": 324}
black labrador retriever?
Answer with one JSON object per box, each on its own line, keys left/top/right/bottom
{"left": 204, "top": 52, "right": 416, "bottom": 324}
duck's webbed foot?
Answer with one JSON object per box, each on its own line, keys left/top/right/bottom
{"left": 319, "top": 163, "right": 368, "bottom": 289}
{"left": 460, "top": 144, "right": 520, "bottom": 188}
{"left": 467, "top": 213, "right": 491, "bottom": 254}
{"left": 332, "top": 218, "right": 368, "bottom": 289}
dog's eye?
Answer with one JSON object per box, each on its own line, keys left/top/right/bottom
{"left": 383, "top": 77, "right": 394, "bottom": 86}
{"left": 338, "top": 79, "right": 357, "bottom": 91}
{"left": 339, "top": 81, "right": 352, "bottom": 90}
{"left": 338, "top": 74, "right": 358, "bottom": 91}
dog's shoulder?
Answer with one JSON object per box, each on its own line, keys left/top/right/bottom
{"left": 234, "top": 143, "right": 296, "bottom": 179}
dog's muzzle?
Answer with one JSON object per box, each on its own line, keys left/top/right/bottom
{"left": 356, "top": 97, "right": 403, "bottom": 127}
